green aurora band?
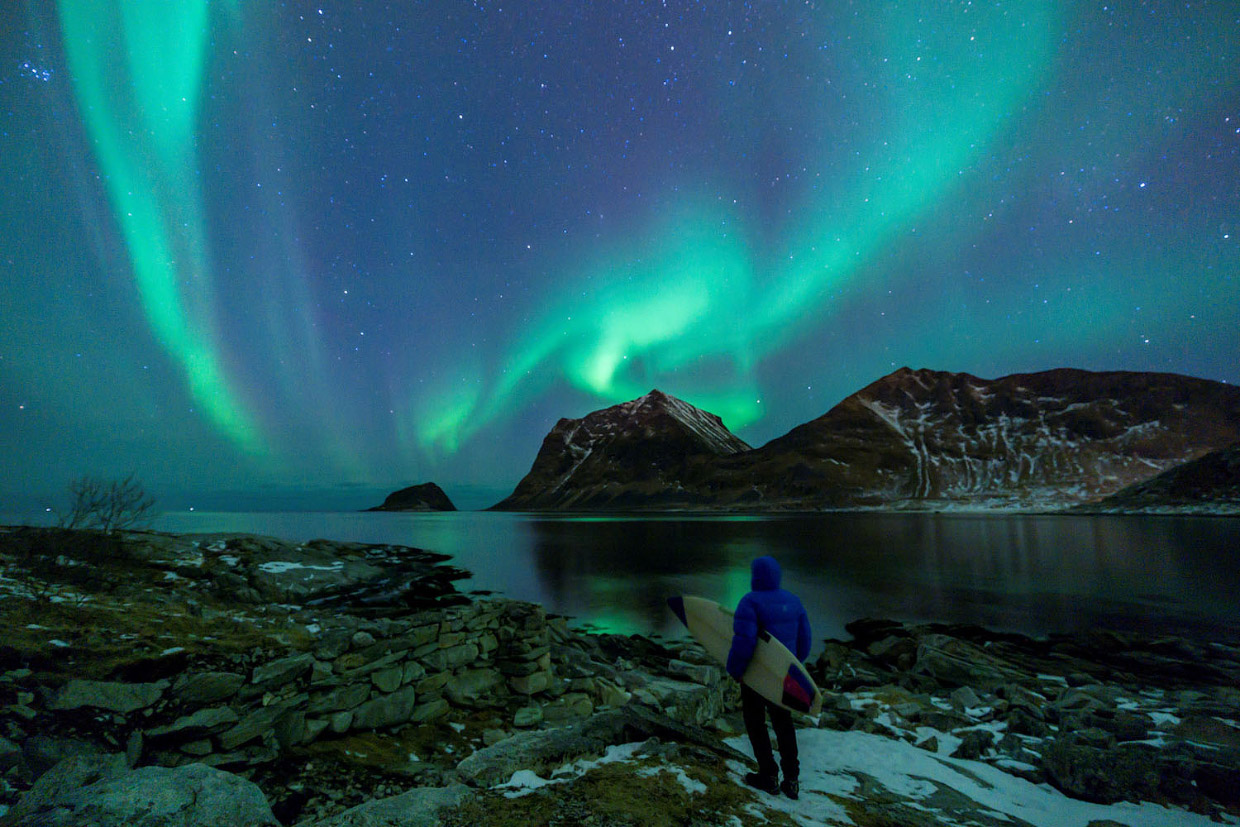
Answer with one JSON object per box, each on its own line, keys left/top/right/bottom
{"left": 411, "top": 1, "right": 1059, "bottom": 456}
{"left": 56, "top": 0, "right": 262, "bottom": 454}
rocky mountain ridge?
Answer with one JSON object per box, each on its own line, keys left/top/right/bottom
{"left": 1078, "top": 441, "right": 1240, "bottom": 515}
{"left": 491, "top": 389, "right": 751, "bottom": 510}
{"left": 494, "top": 368, "right": 1240, "bottom": 511}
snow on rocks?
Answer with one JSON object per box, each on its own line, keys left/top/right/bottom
{"left": 732, "top": 729, "right": 1235, "bottom": 827}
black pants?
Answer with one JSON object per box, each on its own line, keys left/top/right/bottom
{"left": 741, "top": 684, "right": 798, "bottom": 782}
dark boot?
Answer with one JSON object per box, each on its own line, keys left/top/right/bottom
{"left": 744, "top": 772, "right": 779, "bottom": 795}
{"left": 780, "top": 778, "right": 799, "bottom": 800}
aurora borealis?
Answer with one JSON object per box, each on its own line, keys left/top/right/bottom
{"left": 2, "top": 1, "right": 1237, "bottom": 509}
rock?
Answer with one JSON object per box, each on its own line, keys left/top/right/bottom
{"left": 220, "top": 700, "right": 303, "bottom": 751}
{"left": 456, "top": 713, "right": 630, "bottom": 787}
{"left": 329, "top": 711, "right": 354, "bottom": 734}
{"left": 274, "top": 709, "right": 309, "bottom": 748}
{"left": 911, "top": 635, "right": 1023, "bottom": 689}
{"left": 251, "top": 653, "right": 315, "bottom": 688}
{"left": 402, "top": 661, "right": 426, "bottom": 685}
{"left": 171, "top": 671, "right": 245, "bottom": 705}
{"left": 421, "top": 643, "right": 479, "bottom": 673}
{"left": 1042, "top": 737, "right": 1162, "bottom": 804}
{"left": 308, "top": 682, "right": 371, "bottom": 714}
{"left": 301, "top": 783, "right": 471, "bottom": 826}
{"left": 594, "top": 677, "right": 631, "bottom": 708}
{"left": 47, "top": 679, "right": 168, "bottom": 714}
{"left": 366, "top": 482, "right": 458, "bottom": 513}
{"left": 543, "top": 693, "right": 594, "bottom": 724}
{"left": 351, "top": 631, "right": 377, "bottom": 649}
{"left": 146, "top": 707, "right": 240, "bottom": 742}
{"left": 1006, "top": 707, "right": 1051, "bottom": 738}
{"left": 631, "top": 676, "right": 728, "bottom": 727}
{"left": 950, "top": 729, "right": 994, "bottom": 760}
{"left": 416, "top": 671, "right": 452, "bottom": 696}
{"left": 949, "top": 686, "right": 982, "bottom": 711}
{"left": 6, "top": 759, "right": 278, "bottom": 826}
{"left": 0, "top": 735, "right": 22, "bottom": 772}
{"left": 314, "top": 629, "right": 354, "bottom": 660}
{"left": 916, "top": 735, "right": 939, "bottom": 753}
{"left": 482, "top": 728, "right": 509, "bottom": 746}
{"left": 667, "top": 659, "right": 720, "bottom": 686}
{"left": 445, "top": 668, "right": 503, "bottom": 707}
{"left": 352, "top": 686, "right": 418, "bottom": 731}
{"left": 372, "top": 667, "right": 404, "bottom": 694}
{"left": 508, "top": 671, "right": 551, "bottom": 695}
{"left": 513, "top": 706, "right": 543, "bottom": 728}
{"left": 411, "top": 699, "right": 450, "bottom": 723}
{"left": 1174, "top": 715, "right": 1240, "bottom": 750}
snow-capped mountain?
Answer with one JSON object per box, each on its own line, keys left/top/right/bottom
{"left": 490, "top": 389, "right": 751, "bottom": 510}
{"left": 492, "top": 369, "right": 1240, "bottom": 511}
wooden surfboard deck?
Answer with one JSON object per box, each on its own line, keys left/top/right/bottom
{"left": 667, "top": 594, "right": 822, "bottom": 716}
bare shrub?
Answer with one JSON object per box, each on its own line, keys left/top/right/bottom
{"left": 58, "top": 474, "right": 158, "bottom": 534}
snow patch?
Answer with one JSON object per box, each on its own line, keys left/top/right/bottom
{"left": 730, "top": 729, "right": 1229, "bottom": 827}
{"left": 257, "top": 561, "right": 344, "bottom": 574}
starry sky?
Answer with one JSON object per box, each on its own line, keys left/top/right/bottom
{"left": 1, "top": 0, "right": 1237, "bottom": 511}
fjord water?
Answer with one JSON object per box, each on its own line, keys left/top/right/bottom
{"left": 127, "top": 511, "right": 1240, "bottom": 650}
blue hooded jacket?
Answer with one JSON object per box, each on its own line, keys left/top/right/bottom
{"left": 725, "top": 556, "right": 811, "bottom": 680}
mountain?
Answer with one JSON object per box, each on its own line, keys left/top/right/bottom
{"left": 726, "top": 367, "right": 1240, "bottom": 510}
{"left": 490, "top": 389, "right": 751, "bottom": 510}
{"left": 366, "top": 482, "right": 457, "bottom": 512}
{"left": 493, "top": 369, "right": 1240, "bottom": 511}
{"left": 1077, "top": 441, "right": 1240, "bottom": 514}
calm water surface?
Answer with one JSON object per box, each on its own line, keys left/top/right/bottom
{"left": 84, "top": 511, "right": 1240, "bottom": 650}
{"left": 9, "top": 511, "right": 1237, "bottom": 649}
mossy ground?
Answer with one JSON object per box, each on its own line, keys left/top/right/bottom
{"left": 0, "top": 527, "right": 313, "bottom": 680}
{"left": 440, "top": 750, "right": 803, "bottom": 827}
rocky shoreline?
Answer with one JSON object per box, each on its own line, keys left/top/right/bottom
{"left": 1, "top": 526, "right": 1238, "bottom": 825}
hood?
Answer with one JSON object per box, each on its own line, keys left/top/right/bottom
{"left": 751, "top": 556, "right": 781, "bottom": 591}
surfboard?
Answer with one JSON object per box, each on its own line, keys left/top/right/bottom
{"left": 667, "top": 594, "right": 822, "bottom": 716}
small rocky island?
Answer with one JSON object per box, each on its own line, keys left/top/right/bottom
{"left": 1, "top": 525, "right": 1238, "bottom": 825}
{"left": 366, "top": 482, "right": 457, "bottom": 512}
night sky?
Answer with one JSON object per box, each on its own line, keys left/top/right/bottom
{"left": 2, "top": 1, "right": 1237, "bottom": 510}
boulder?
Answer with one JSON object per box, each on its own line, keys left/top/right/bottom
{"left": 20, "top": 736, "right": 107, "bottom": 781}
{"left": 145, "top": 707, "right": 240, "bottom": 742}
{"left": 950, "top": 729, "right": 994, "bottom": 760}
{"left": 352, "top": 686, "right": 417, "bottom": 731}
{"left": 666, "top": 659, "right": 720, "bottom": 686}
{"left": 455, "top": 714, "right": 629, "bottom": 787}
{"left": 1042, "top": 737, "right": 1162, "bottom": 804}
{"left": 251, "top": 653, "right": 315, "bottom": 688}
{"left": 301, "top": 784, "right": 471, "bottom": 826}
{"left": 411, "top": 699, "right": 450, "bottom": 723}
{"left": 5, "top": 758, "right": 278, "bottom": 826}
{"left": 910, "top": 635, "right": 1023, "bottom": 689}
{"left": 0, "top": 735, "right": 24, "bottom": 772}
{"left": 445, "top": 668, "right": 503, "bottom": 707}
{"left": 171, "top": 671, "right": 245, "bottom": 705}
{"left": 219, "top": 700, "right": 304, "bottom": 751}
{"left": 47, "top": 679, "right": 168, "bottom": 714}
{"left": 308, "top": 682, "right": 371, "bottom": 714}
{"left": 420, "top": 643, "right": 479, "bottom": 673}
{"left": 513, "top": 706, "right": 543, "bottom": 728}
{"left": 372, "top": 667, "right": 404, "bottom": 693}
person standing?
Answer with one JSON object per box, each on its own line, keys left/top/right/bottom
{"left": 726, "top": 555, "right": 811, "bottom": 799}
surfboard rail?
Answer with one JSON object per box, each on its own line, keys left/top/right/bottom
{"left": 666, "top": 594, "right": 822, "bottom": 716}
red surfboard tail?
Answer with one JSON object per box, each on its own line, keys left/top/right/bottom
{"left": 780, "top": 666, "right": 816, "bottom": 713}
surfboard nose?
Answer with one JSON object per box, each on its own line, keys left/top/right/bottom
{"left": 666, "top": 595, "right": 687, "bottom": 626}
